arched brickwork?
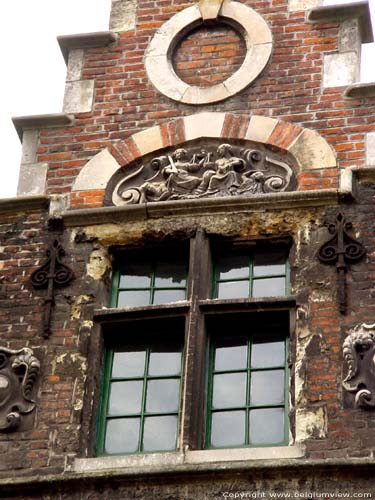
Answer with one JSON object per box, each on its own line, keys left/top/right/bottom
{"left": 70, "top": 112, "right": 337, "bottom": 209}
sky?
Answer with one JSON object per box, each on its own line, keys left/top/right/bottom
{"left": 0, "top": 0, "right": 374, "bottom": 199}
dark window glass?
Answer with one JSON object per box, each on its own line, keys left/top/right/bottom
{"left": 207, "top": 332, "right": 288, "bottom": 448}
{"left": 213, "top": 250, "right": 288, "bottom": 300}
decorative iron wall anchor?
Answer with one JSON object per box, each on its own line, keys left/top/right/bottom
{"left": 31, "top": 240, "right": 74, "bottom": 338}
{"left": 0, "top": 347, "right": 40, "bottom": 432}
{"left": 318, "top": 212, "right": 366, "bottom": 314}
{"left": 343, "top": 323, "right": 375, "bottom": 409}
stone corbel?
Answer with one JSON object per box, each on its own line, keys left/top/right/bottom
{"left": 0, "top": 347, "right": 40, "bottom": 432}
{"left": 343, "top": 323, "right": 375, "bottom": 409}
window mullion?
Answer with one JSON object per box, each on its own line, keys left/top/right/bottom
{"left": 139, "top": 347, "right": 151, "bottom": 452}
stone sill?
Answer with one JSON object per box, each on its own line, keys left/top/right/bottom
{"left": 0, "top": 195, "right": 49, "bottom": 213}
{"left": 94, "top": 302, "right": 190, "bottom": 323}
{"left": 62, "top": 189, "right": 342, "bottom": 227}
{"left": 58, "top": 31, "right": 118, "bottom": 64}
{"left": 344, "top": 82, "right": 375, "bottom": 98}
{"left": 307, "top": 1, "right": 373, "bottom": 43}
{"left": 12, "top": 113, "right": 74, "bottom": 141}
{"left": 3, "top": 456, "right": 375, "bottom": 493}
{"left": 73, "top": 445, "right": 305, "bottom": 474}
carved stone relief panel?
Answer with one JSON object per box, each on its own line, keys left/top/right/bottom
{"left": 343, "top": 323, "right": 375, "bottom": 409}
{"left": 107, "top": 141, "right": 297, "bottom": 206}
{"left": 0, "top": 347, "right": 40, "bottom": 432}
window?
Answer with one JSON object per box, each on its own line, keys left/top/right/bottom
{"left": 96, "top": 234, "right": 293, "bottom": 456}
{"left": 206, "top": 317, "right": 289, "bottom": 449}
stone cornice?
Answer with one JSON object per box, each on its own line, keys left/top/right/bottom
{"left": 344, "top": 82, "right": 375, "bottom": 98}
{"left": 0, "top": 195, "right": 49, "bottom": 213}
{"left": 61, "top": 189, "right": 342, "bottom": 227}
{"left": 12, "top": 114, "right": 74, "bottom": 141}
{"left": 57, "top": 31, "right": 118, "bottom": 64}
{"left": 308, "top": 1, "right": 373, "bottom": 43}
{"left": 1, "top": 457, "right": 375, "bottom": 495}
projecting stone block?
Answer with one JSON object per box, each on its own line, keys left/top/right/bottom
{"left": 366, "top": 133, "right": 375, "bottom": 166}
{"left": 17, "top": 163, "right": 48, "bottom": 196}
{"left": 323, "top": 52, "right": 359, "bottom": 87}
{"left": 21, "top": 130, "right": 39, "bottom": 164}
{"left": 288, "top": 0, "right": 321, "bottom": 12}
{"left": 183, "top": 113, "right": 226, "bottom": 141}
{"left": 63, "top": 80, "right": 95, "bottom": 114}
{"left": 109, "top": 0, "right": 137, "bottom": 32}
{"left": 66, "top": 49, "right": 84, "bottom": 81}
{"left": 289, "top": 128, "right": 336, "bottom": 169}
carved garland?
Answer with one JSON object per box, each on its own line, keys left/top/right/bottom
{"left": 0, "top": 347, "right": 40, "bottom": 432}
{"left": 343, "top": 323, "right": 375, "bottom": 409}
{"left": 112, "top": 144, "right": 295, "bottom": 206}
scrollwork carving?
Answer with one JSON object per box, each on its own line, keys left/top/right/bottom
{"left": 0, "top": 347, "right": 40, "bottom": 432}
{"left": 343, "top": 324, "right": 375, "bottom": 409}
{"left": 111, "top": 144, "right": 295, "bottom": 206}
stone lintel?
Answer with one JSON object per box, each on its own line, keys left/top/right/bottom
{"left": 308, "top": 1, "right": 373, "bottom": 43}
{"left": 62, "top": 189, "right": 341, "bottom": 227}
{"left": 57, "top": 32, "right": 118, "bottom": 64}
{"left": 12, "top": 114, "right": 74, "bottom": 141}
{"left": 0, "top": 195, "right": 49, "bottom": 214}
{"left": 344, "top": 81, "right": 375, "bottom": 98}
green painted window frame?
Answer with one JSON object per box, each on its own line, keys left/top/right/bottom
{"left": 110, "top": 251, "right": 189, "bottom": 308}
{"left": 212, "top": 250, "right": 290, "bottom": 299}
{"left": 96, "top": 336, "right": 183, "bottom": 456}
{"left": 205, "top": 332, "right": 289, "bottom": 449}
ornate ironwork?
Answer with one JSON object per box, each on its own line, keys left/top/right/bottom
{"left": 111, "top": 144, "right": 295, "bottom": 206}
{"left": 0, "top": 347, "right": 40, "bottom": 432}
{"left": 31, "top": 240, "right": 74, "bottom": 338}
{"left": 318, "top": 212, "right": 366, "bottom": 314}
{"left": 343, "top": 323, "right": 375, "bottom": 409}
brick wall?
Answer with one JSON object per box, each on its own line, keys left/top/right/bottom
{"left": 2, "top": 0, "right": 375, "bottom": 496}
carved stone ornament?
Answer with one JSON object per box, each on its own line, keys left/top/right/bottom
{"left": 343, "top": 323, "right": 375, "bottom": 409}
{"left": 318, "top": 212, "right": 366, "bottom": 314}
{"left": 111, "top": 144, "right": 295, "bottom": 206}
{"left": 0, "top": 347, "right": 40, "bottom": 432}
{"left": 31, "top": 240, "right": 74, "bottom": 338}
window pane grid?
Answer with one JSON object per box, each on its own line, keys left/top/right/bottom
{"left": 112, "top": 258, "right": 188, "bottom": 308}
{"left": 213, "top": 252, "right": 288, "bottom": 299}
{"left": 208, "top": 336, "right": 288, "bottom": 448}
{"left": 102, "top": 345, "right": 182, "bottom": 454}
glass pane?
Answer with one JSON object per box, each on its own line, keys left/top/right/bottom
{"left": 212, "top": 373, "right": 247, "bottom": 409}
{"left": 119, "top": 261, "right": 151, "bottom": 288}
{"left": 253, "top": 253, "right": 286, "bottom": 277}
{"left": 118, "top": 290, "right": 150, "bottom": 307}
{"left": 252, "top": 277, "right": 285, "bottom": 298}
{"left": 251, "top": 340, "right": 285, "bottom": 369}
{"left": 211, "top": 410, "right": 245, "bottom": 447}
{"left": 214, "top": 337, "right": 247, "bottom": 371}
{"left": 250, "top": 370, "right": 285, "bottom": 406}
{"left": 249, "top": 408, "right": 285, "bottom": 445}
{"left": 216, "top": 255, "right": 249, "bottom": 280}
{"left": 112, "top": 349, "right": 146, "bottom": 378}
{"left": 153, "top": 289, "right": 186, "bottom": 305}
{"left": 154, "top": 261, "right": 187, "bottom": 287}
{"left": 149, "top": 347, "right": 182, "bottom": 376}
{"left": 217, "top": 280, "right": 249, "bottom": 299}
{"left": 105, "top": 418, "right": 140, "bottom": 454}
{"left": 143, "top": 415, "right": 178, "bottom": 452}
{"left": 146, "top": 379, "right": 180, "bottom": 413}
{"left": 108, "top": 380, "right": 143, "bottom": 416}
